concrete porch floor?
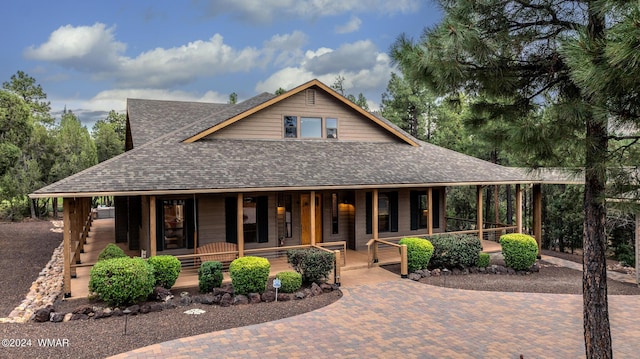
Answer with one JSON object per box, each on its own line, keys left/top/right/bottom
{"left": 67, "top": 218, "right": 503, "bottom": 299}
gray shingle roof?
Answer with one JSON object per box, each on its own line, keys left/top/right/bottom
{"left": 32, "top": 84, "right": 536, "bottom": 197}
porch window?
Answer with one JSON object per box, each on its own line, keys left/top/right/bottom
{"left": 366, "top": 191, "right": 398, "bottom": 234}
{"left": 331, "top": 193, "right": 339, "bottom": 234}
{"left": 410, "top": 190, "right": 440, "bottom": 230}
{"left": 277, "top": 194, "right": 292, "bottom": 239}
{"left": 156, "top": 198, "right": 195, "bottom": 251}
{"left": 225, "top": 196, "right": 269, "bottom": 244}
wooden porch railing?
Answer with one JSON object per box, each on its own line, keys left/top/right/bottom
{"left": 366, "top": 237, "right": 408, "bottom": 278}
{"left": 70, "top": 209, "right": 94, "bottom": 278}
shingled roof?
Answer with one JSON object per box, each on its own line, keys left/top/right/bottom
{"left": 31, "top": 80, "right": 536, "bottom": 198}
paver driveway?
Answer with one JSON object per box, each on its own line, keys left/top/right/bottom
{"left": 111, "top": 273, "right": 640, "bottom": 359}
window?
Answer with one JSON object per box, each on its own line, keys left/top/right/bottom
{"left": 284, "top": 116, "right": 297, "bottom": 138}
{"left": 277, "top": 194, "right": 292, "bottom": 239}
{"left": 283, "top": 116, "right": 339, "bottom": 139}
{"left": 410, "top": 190, "right": 440, "bottom": 230}
{"left": 331, "top": 193, "right": 339, "bottom": 234}
{"left": 326, "top": 118, "right": 338, "bottom": 139}
{"left": 163, "top": 200, "right": 185, "bottom": 249}
{"left": 300, "top": 117, "right": 322, "bottom": 138}
{"left": 243, "top": 197, "right": 258, "bottom": 243}
{"left": 366, "top": 191, "right": 398, "bottom": 234}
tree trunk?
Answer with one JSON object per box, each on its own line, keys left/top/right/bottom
{"left": 582, "top": 6, "right": 611, "bottom": 358}
{"left": 30, "top": 199, "right": 36, "bottom": 219}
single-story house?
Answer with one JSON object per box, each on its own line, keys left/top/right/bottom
{"left": 31, "top": 79, "right": 556, "bottom": 296}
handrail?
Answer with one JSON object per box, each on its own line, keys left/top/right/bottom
{"left": 366, "top": 238, "right": 408, "bottom": 278}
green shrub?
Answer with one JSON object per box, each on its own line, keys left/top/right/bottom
{"left": 500, "top": 233, "right": 539, "bottom": 271}
{"left": 428, "top": 234, "right": 482, "bottom": 269}
{"left": 477, "top": 252, "right": 490, "bottom": 268}
{"left": 198, "top": 261, "right": 224, "bottom": 293}
{"left": 286, "top": 248, "right": 335, "bottom": 283}
{"left": 147, "top": 255, "right": 182, "bottom": 289}
{"left": 275, "top": 271, "right": 302, "bottom": 293}
{"left": 88, "top": 257, "right": 155, "bottom": 307}
{"left": 615, "top": 243, "right": 635, "bottom": 267}
{"left": 229, "top": 256, "right": 270, "bottom": 295}
{"left": 398, "top": 237, "right": 434, "bottom": 272}
{"left": 97, "top": 243, "right": 127, "bottom": 262}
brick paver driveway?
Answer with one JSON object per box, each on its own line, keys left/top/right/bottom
{"left": 112, "top": 278, "right": 640, "bottom": 358}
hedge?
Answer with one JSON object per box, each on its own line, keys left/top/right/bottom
{"left": 428, "top": 234, "right": 482, "bottom": 269}
{"left": 88, "top": 257, "right": 155, "bottom": 307}
{"left": 500, "top": 233, "right": 538, "bottom": 271}
{"left": 398, "top": 237, "right": 434, "bottom": 272}
{"left": 97, "top": 243, "right": 127, "bottom": 262}
{"left": 198, "top": 261, "right": 224, "bottom": 293}
{"left": 147, "top": 255, "right": 181, "bottom": 289}
{"left": 229, "top": 256, "right": 270, "bottom": 295}
{"left": 287, "top": 248, "right": 335, "bottom": 284}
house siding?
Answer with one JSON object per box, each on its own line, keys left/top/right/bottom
{"left": 209, "top": 89, "right": 403, "bottom": 143}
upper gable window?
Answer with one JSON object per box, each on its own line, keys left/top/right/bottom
{"left": 300, "top": 117, "right": 322, "bottom": 138}
{"left": 326, "top": 118, "right": 337, "bottom": 139}
{"left": 284, "top": 116, "right": 297, "bottom": 138}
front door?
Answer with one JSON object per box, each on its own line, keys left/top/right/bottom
{"left": 301, "top": 193, "right": 322, "bottom": 245}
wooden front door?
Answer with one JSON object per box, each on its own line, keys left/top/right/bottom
{"left": 301, "top": 193, "right": 322, "bottom": 245}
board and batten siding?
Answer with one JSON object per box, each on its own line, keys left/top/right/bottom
{"left": 208, "top": 87, "right": 403, "bottom": 143}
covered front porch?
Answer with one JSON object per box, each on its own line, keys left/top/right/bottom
{"left": 65, "top": 216, "right": 506, "bottom": 299}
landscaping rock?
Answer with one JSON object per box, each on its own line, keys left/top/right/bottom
{"left": 139, "top": 304, "right": 151, "bottom": 314}
{"left": 152, "top": 287, "right": 173, "bottom": 302}
{"left": 310, "top": 283, "right": 323, "bottom": 296}
{"left": 34, "top": 307, "right": 53, "bottom": 322}
{"left": 442, "top": 268, "right": 451, "bottom": 276}
{"left": 125, "top": 305, "right": 140, "bottom": 315}
{"left": 408, "top": 273, "right": 421, "bottom": 281}
{"left": 72, "top": 304, "right": 93, "bottom": 315}
{"left": 178, "top": 296, "right": 192, "bottom": 307}
{"left": 261, "top": 291, "right": 276, "bottom": 303}
{"left": 50, "top": 312, "right": 65, "bottom": 323}
{"left": 220, "top": 293, "right": 233, "bottom": 307}
{"left": 149, "top": 303, "right": 164, "bottom": 313}
{"left": 234, "top": 295, "right": 249, "bottom": 305}
{"left": 112, "top": 308, "right": 123, "bottom": 317}
{"left": 431, "top": 269, "right": 441, "bottom": 276}
{"left": 70, "top": 313, "right": 88, "bottom": 321}
{"left": 248, "top": 293, "right": 261, "bottom": 304}
{"left": 294, "top": 291, "right": 306, "bottom": 300}
{"left": 320, "top": 283, "right": 333, "bottom": 293}
{"left": 277, "top": 293, "right": 291, "bottom": 301}
{"left": 530, "top": 262, "right": 540, "bottom": 273}
{"left": 200, "top": 294, "right": 217, "bottom": 305}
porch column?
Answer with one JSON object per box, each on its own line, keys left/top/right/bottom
{"left": 372, "top": 189, "right": 379, "bottom": 240}
{"left": 533, "top": 184, "right": 542, "bottom": 254}
{"left": 476, "top": 186, "right": 483, "bottom": 241}
{"left": 150, "top": 196, "right": 157, "bottom": 257}
{"left": 237, "top": 193, "right": 244, "bottom": 257}
{"left": 62, "top": 198, "right": 71, "bottom": 298}
{"left": 427, "top": 188, "right": 433, "bottom": 236}
{"left": 310, "top": 191, "right": 316, "bottom": 246}
{"left": 516, "top": 184, "right": 523, "bottom": 233}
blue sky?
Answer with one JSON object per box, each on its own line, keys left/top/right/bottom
{"left": 1, "top": 1, "right": 441, "bottom": 127}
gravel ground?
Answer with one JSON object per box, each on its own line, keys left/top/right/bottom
{"left": 1, "top": 220, "right": 639, "bottom": 358}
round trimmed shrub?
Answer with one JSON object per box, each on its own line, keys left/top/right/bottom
{"left": 500, "top": 233, "right": 539, "bottom": 271}
{"left": 477, "top": 252, "right": 490, "bottom": 268}
{"left": 147, "top": 255, "right": 182, "bottom": 289}
{"left": 275, "top": 271, "right": 302, "bottom": 293}
{"left": 229, "top": 256, "right": 270, "bottom": 295}
{"left": 429, "top": 234, "right": 482, "bottom": 269}
{"left": 97, "top": 243, "right": 127, "bottom": 262}
{"left": 398, "top": 237, "right": 434, "bottom": 272}
{"left": 286, "top": 248, "right": 335, "bottom": 284}
{"left": 88, "top": 257, "right": 155, "bottom": 307}
{"left": 198, "top": 261, "right": 224, "bottom": 293}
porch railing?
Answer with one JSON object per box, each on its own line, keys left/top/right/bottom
{"left": 69, "top": 211, "right": 94, "bottom": 278}
{"left": 445, "top": 217, "right": 518, "bottom": 241}
{"left": 366, "top": 237, "right": 408, "bottom": 278}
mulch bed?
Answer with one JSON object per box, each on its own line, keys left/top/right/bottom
{"left": 1, "top": 219, "right": 639, "bottom": 358}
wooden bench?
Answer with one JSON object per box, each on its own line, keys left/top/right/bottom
{"left": 196, "top": 242, "right": 238, "bottom": 264}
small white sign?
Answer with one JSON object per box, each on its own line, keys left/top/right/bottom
{"left": 273, "top": 278, "right": 281, "bottom": 289}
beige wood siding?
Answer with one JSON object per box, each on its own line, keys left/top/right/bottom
{"left": 322, "top": 191, "right": 353, "bottom": 243}
{"left": 208, "top": 88, "right": 403, "bottom": 143}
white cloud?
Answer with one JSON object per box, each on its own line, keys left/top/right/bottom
{"left": 335, "top": 16, "right": 362, "bottom": 34}
{"left": 256, "top": 41, "right": 393, "bottom": 107}
{"left": 197, "top": 0, "right": 420, "bottom": 22}
{"left": 25, "top": 23, "right": 125, "bottom": 72}
{"left": 26, "top": 23, "right": 266, "bottom": 88}
{"left": 263, "top": 31, "right": 308, "bottom": 67}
